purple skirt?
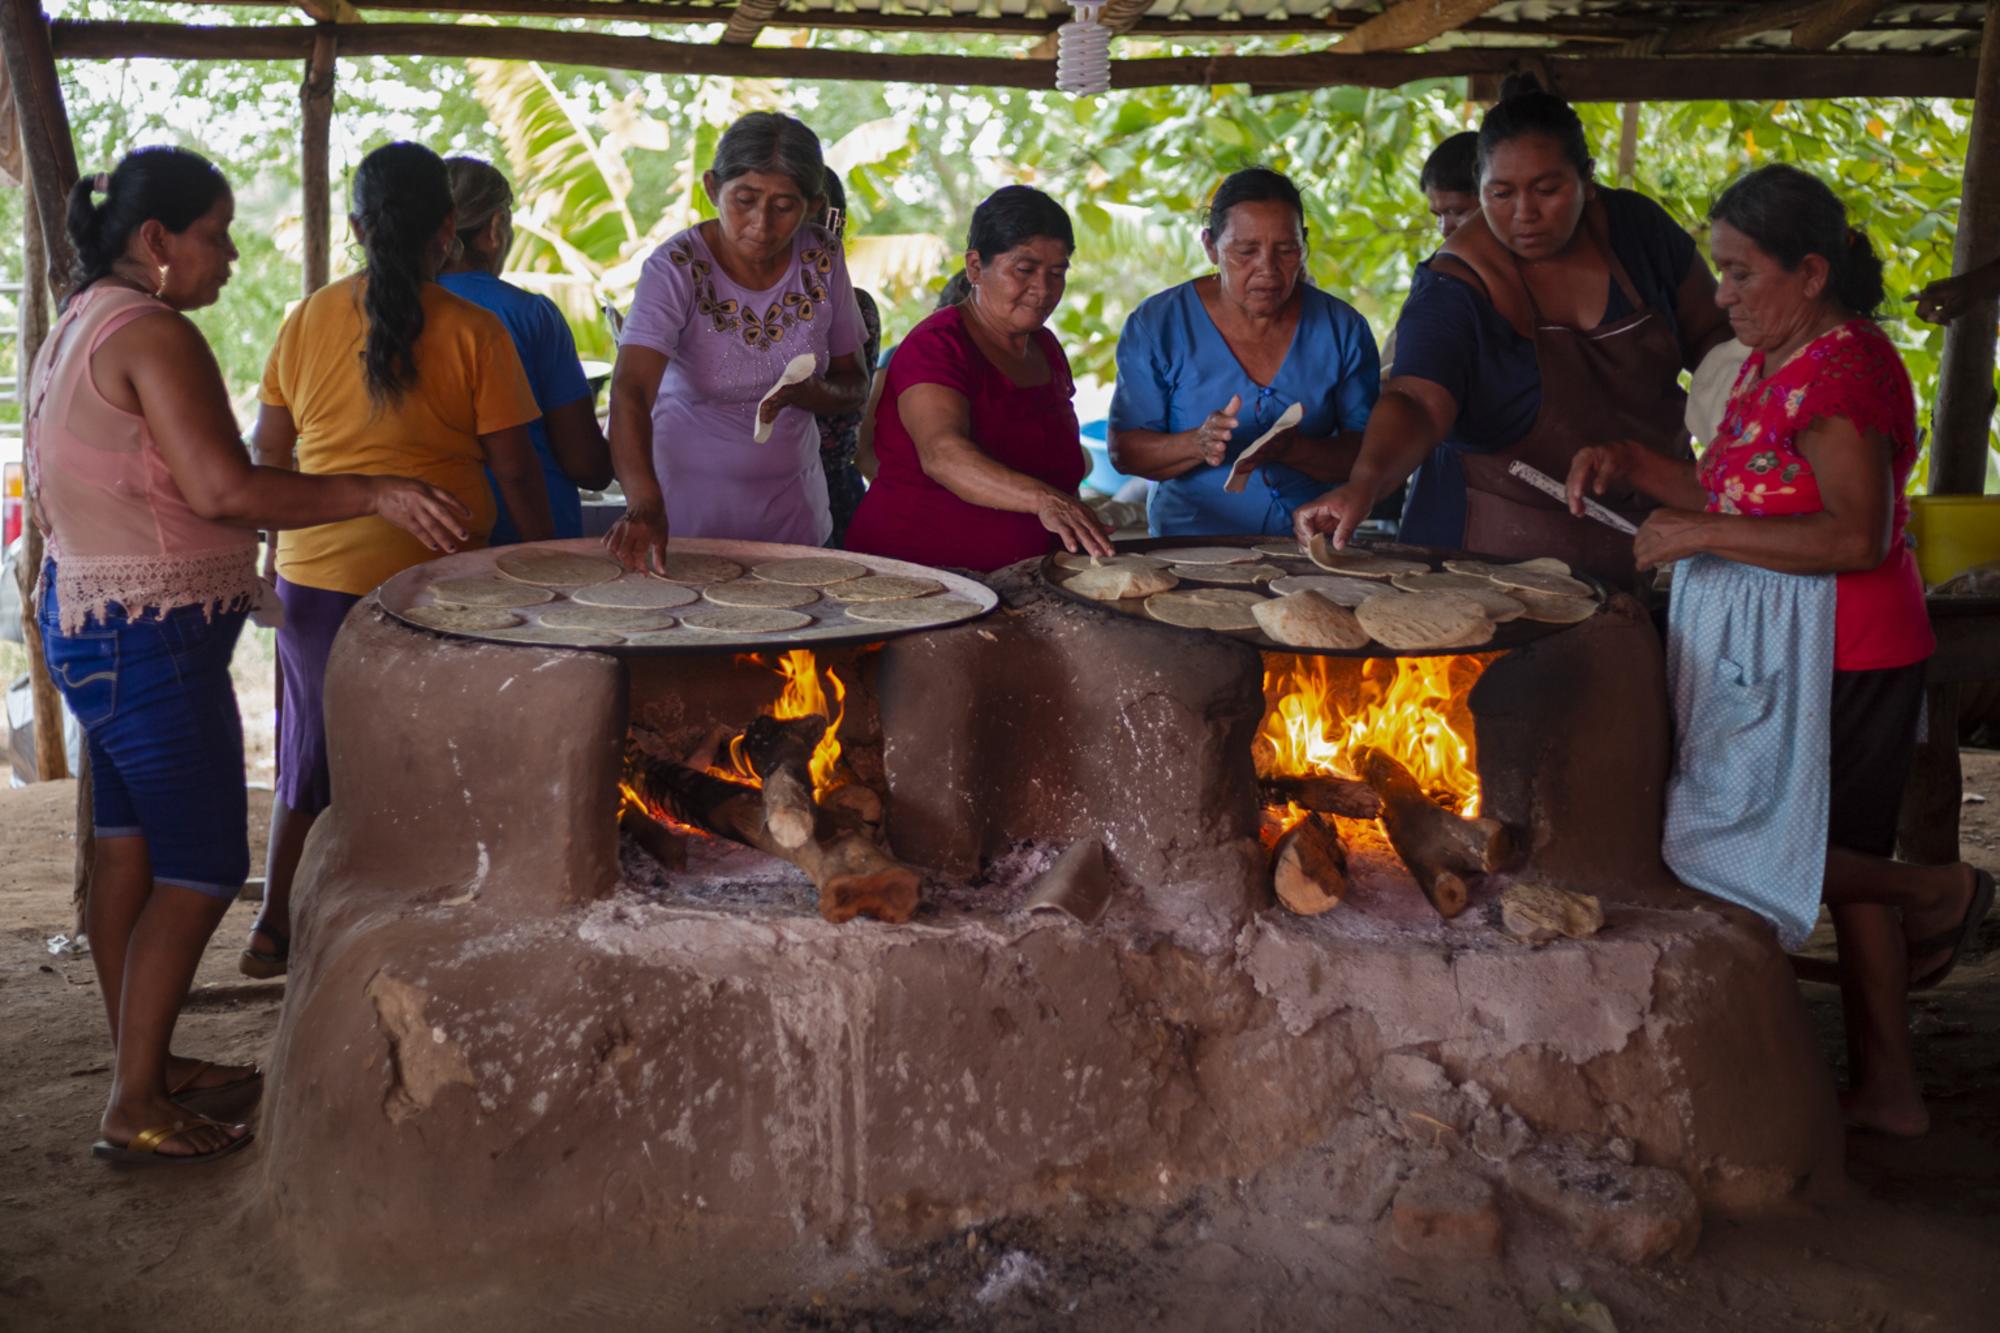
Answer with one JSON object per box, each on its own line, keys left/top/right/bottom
{"left": 275, "top": 577, "right": 362, "bottom": 815}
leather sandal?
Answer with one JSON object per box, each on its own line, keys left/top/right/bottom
{"left": 1908, "top": 868, "right": 1994, "bottom": 993}
{"left": 92, "top": 1119, "right": 254, "bottom": 1166}
{"left": 239, "top": 926, "right": 290, "bottom": 980}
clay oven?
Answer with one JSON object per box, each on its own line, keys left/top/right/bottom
{"left": 254, "top": 540, "right": 1843, "bottom": 1284}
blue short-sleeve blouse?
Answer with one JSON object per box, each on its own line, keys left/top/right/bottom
{"left": 1110, "top": 280, "right": 1380, "bottom": 537}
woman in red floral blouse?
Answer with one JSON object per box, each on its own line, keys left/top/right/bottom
{"left": 1568, "top": 164, "right": 1992, "bottom": 1138}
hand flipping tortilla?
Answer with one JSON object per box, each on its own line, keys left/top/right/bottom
{"left": 754, "top": 353, "right": 818, "bottom": 444}
{"left": 1223, "top": 401, "right": 1304, "bottom": 493}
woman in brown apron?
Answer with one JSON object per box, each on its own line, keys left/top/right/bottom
{"left": 1294, "top": 75, "right": 1730, "bottom": 587}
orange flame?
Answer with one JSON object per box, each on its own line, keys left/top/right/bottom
{"left": 1258, "top": 654, "right": 1487, "bottom": 818}
{"left": 618, "top": 779, "right": 706, "bottom": 836}
{"left": 721, "top": 650, "right": 847, "bottom": 799}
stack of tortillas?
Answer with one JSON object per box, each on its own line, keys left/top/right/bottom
{"left": 1443, "top": 557, "right": 1598, "bottom": 623}
{"left": 402, "top": 541, "right": 990, "bottom": 646}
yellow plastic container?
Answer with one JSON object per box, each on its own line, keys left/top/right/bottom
{"left": 1908, "top": 494, "right": 2000, "bottom": 586}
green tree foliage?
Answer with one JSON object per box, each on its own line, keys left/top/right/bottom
{"left": 9, "top": 7, "right": 1989, "bottom": 484}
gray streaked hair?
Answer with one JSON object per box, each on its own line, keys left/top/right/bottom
{"left": 710, "top": 111, "right": 827, "bottom": 201}
{"left": 444, "top": 155, "right": 514, "bottom": 256}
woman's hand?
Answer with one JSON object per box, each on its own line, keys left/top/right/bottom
{"left": 604, "top": 505, "right": 670, "bottom": 574}
{"left": 1291, "top": 480, "right": 1375, "bottom": 551}
{"left": 1187, "top": 394, "right": 1242, "bottom": 468}
{"left": 1036, "top": 491, "right": 1115, "bottom": 558}
{"left": 368, "top": 477, "right": 473, "bottom": 553}
{"left": 1632, "top": 508, "right": 1709, "bottom": 570}
{"left": 1566, "top": 441, "right": 1645, "bottom": 515}
{"left": 760, "top": 378, "right": 816, "bottom": 425}
{"left": 1914, "top": 260, "right": 2000, "bottom": 325}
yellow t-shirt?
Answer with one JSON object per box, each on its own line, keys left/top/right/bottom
{"left": 259, "top": 275, "right": 540, "bottom": 595}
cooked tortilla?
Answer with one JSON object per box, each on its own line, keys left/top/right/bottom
{"left": 493, "top": 549, "right": 623, "bottom": 588}
{"left": 751, "top": 557, "right": 871, "bottom": 586}
{"left": 678, "top": 606, "right": 816, "bottom": 634}
{"left": 428, "top": 576, "right": 557, "bottom": 608}
{"left": 569, "top": 577, "right": 701, "bottom": 610}
{"left": 823, "top": 574, "right": 944, "bottom": 602}
{"left": 401, "top": 604, "right": 526, "bottom": 632}
{"left": 1252, "top": 591, "right": 1372, "bottom": 649}
{"left": 844, "top": 596, "right": 985, "bottom": 626}
{"left": 1353, "top": 591, "right": 1494, "bottom": 651}
{"left": 702, "top": 580, "right": 822, "bottom": 609}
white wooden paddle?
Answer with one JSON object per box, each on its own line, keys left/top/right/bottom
{"left": 753, "top": 352, "right": 818, "bottom": 444}
{"left": 1223, "top": 400, "right": 1304, "bottom": 493}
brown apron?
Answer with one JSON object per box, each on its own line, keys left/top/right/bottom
{"left": 1435, "top": 200, "right": 1691, "bottom": 587}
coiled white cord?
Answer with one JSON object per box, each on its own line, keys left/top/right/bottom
{"left": 1055, "top": 1, "right": 1111, "bottom": 97}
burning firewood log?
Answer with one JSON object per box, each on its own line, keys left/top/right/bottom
{"left": 618, "top": 804, "right": 688, "bottom": 872}
{"left": 1271, "top": 813, "right": 1347, "bottom": 915}
{"left": 1258, "top": 774, "right": 1382, "bottom": 821}
{"left": 738, "top": 713, "right": 825, "bottom": 851}
{"left": 628, "top": 755, "right": 919, "bottom": 925}
{"left": 1359, "top": 748, "right": 1515, "bottom": 920}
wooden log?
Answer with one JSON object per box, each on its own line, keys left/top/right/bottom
{"left": 1360, "top": 748, "right": 1515, "bottom": 919}
{"left": 45, "top": 21, "right": 1984, "bottom": 102}
{"left": 15, "top": 189, "right": 67, "bottom": 788}
{"left": 1271, "top": 813, "right": 1347, "bottom": 916}
{"left": 738, "top": 713, "right": 824, "bottom": 852}
{"left": 1332, "top": 0, "right": 1505, "bottom": 55}
{"left": 1259, "top": 773, "right": 1382, "bottom": 821}
{"left": 199, "top": 1, "right": 1943, "bottom": 45}
{"left": 1792, "top": 0, "right": 1896, "bottom": 52}
{"left": 1929, "top": 8, "right": 2000, "bottom": 496}
{"left": 633, "top": 757, "right": 918, "bottom": 925}
{"left": 299, "top": 28, "right": 336, "bottom": 297}
{"left": 1, "top": 1, "right": 79, "bottom": 286}
{"left": 618, "top": 803, "right": 687, "bottom": 872}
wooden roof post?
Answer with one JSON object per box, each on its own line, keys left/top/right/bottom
{"left": 1930, "top": 9, "right": 2000, "bottom": 497}
{"left": 0, "top": 0, "right": 78, "bottom": 291}
{"left": 301, "top": 28, "right": 337, "bottom": 296}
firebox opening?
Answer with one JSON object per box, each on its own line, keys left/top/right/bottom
{"left": 1255, "top": 651, "right": 1503, "bottom": 919}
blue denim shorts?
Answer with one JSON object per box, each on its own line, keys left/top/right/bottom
{"left": 37, "top": 565, "right": 251, "bottom": 897}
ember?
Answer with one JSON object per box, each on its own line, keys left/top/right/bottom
{"left": 1257, "top": 654, "right": 1490, "bottom": 819}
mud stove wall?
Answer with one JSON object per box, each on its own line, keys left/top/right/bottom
{"left": 254, "top": 566, "right": 1838, "bottom": 1283}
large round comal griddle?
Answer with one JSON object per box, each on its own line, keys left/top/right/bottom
{"left": 377, "top": 537, "right": 998, "bottom": 654}
{"left": 1038, "top": 534, "right": 1610, "bottom": 659}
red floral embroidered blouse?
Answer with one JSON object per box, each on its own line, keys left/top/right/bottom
{"left": 1698, "top": 319, "right": 1933, "bottom": 671}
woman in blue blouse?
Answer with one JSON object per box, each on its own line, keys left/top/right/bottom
{"left": 438, "top": 156, "right": 612, "bottom": 542}
{"left": 1107, "top": 169, "right": 1380, "bottom": 537}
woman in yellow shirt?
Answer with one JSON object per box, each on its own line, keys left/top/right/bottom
{"left": 249, "top": 141, "right": 552, "bottom": 976}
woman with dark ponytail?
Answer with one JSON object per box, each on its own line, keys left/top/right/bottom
{"left": 250, "top": 141, "right": 553, "bottom": 981}
{"left": 29, "top": 146, "right": 469, "bottom": 1163}
{"left": 1568, "top": 162, "right": 1988, "bottom": 1139}
{"left": 1295, "top": 74, "right": 1732, "bottom": 584}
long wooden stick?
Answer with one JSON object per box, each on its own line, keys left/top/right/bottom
{"left": 1360, "top": 748, "right": 1516, "bottom": 920}
{"left": 1259, "top": 774, "right": 1381, "bottom": 821}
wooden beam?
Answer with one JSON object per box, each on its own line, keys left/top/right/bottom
{"left": 45, "top": 21, "right": 1984, "bottom": 102}
{"left": 1, "top": 2, "right": 78, "bottom": 290}
{"left": 301, "top": 29, "right": 337, "bottom": 296}
{"left": 1791, "top": 0, "right": 1895, "bottom": 52}
{"left": 1331, "top": 0, "right": 1506, "bottom": 55}
{"left": 188, "top": 1, "right": 1978, "bottom": 46}
{"left": 1929, "top": 8, "right": 2000, "bottom": 497}
{"left": 719, "top": 0, "right": 783, "bottom": 47}
{"left": 1613, "top": 0, "right": 1823, "bottom": 59}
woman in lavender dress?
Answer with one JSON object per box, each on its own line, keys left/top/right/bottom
{"left": 604, "top": 113, "right": 869, "bottom": 568}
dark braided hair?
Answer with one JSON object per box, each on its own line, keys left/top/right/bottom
{"left": 351, "top": 142, "right": 454, "bottom": 409}
{"left": 1710, "top": 164, "right": 1886, "bottom": 318}
{"left": 1477, "top": 73, "right": 1594, "bottom": 184}
{"left": 66, "top": 146, "right": 229, "bottom": 295}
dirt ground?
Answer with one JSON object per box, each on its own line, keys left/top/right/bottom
{"left": 1, "top": 760, "right": 1998, "bottom": 1331}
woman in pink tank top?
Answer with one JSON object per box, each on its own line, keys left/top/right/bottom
{"left": 30, "top": 147, "right": 468, "bottom": 1165}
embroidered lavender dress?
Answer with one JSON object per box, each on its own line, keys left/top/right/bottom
{"left": 620, "top": 223, "right": 865, "bottom": 545}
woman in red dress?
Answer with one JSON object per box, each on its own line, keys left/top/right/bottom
{"left": 1569, "top": 164, "right": 1991, "bottom": 1138}
{"left": 845, "top": 186, "right": 1111, "bottom": 571}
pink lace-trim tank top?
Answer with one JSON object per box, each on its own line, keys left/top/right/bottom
{"left": 27, "top": 284, "right": 257, "bottom": 634}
